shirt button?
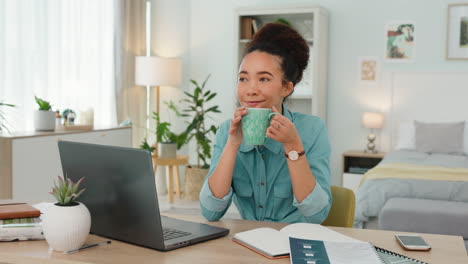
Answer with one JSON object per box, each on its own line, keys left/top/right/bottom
{"left": 259, "top": 205, "right": 263, "bottom": 208}
{"left": 262, "top": 155, "right": 266, "bottom": 159}
{"left": 260, "top": 182, "right": 265, "bottom": 186}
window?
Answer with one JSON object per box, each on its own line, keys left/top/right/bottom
{"left": 0, "top": 0, "right": 116, "bottom": 131}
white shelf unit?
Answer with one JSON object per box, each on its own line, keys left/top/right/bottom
{"left": 234, "top": 5, "right": 329, "bottom": 120}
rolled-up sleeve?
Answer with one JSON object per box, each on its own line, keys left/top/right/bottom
{"left": 199, "top": 121, "right": 234, "bottom": 221}
{"left": 293, "top": 119, "right": 332, "bottom": 223}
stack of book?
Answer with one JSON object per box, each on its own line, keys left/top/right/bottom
{"left": 0, "top": 203, "right": 44, "bottom": 241}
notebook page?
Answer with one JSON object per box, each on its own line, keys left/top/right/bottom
{"left": 233, "top": 227, "right": 289, "bottom": 256}
{"left": 324, "top": 241, "right": 382, "bottom": 264}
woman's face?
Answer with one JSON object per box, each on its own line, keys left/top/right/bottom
{"left": 237, "top": 51, "right": 292, "bottom": 110}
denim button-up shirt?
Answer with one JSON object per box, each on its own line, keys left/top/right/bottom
{"left": 199, "top": 107, "right": 332, "bottom": 223}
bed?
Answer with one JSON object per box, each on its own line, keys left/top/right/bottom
{"left": 353, "top": 72, "right": 468, "bottom": 250}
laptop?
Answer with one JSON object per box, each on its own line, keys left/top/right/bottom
{"left": 58, "top": 141, "right": 229, "bottom": 251}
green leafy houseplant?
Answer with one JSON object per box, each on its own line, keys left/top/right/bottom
{"left": 275, "top": 18, "right": 291, "bottom": 26}
{"left": 0, "top": 101, "right": 15, "bottom": 132}
{"left": 181, "top": 75, "right": 220, "bottom": 169}
{"left": 50, "top": 175, "right": 86, "bottom": 206}
{"left": 33, "top": 96, "right": 56, "bottom": 131}
{"left": 153, "top": 105, "right": 188, "bottom": 149}
{"left": 140, "top": 101, "right": 188, "bottom": 153}
{"left": 140, "top": 139, "right": 156, "bottom": 153}
{"left": 34, "top": 96, "right": 52, "bottom": 111}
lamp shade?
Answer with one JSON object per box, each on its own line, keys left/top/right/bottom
{"left": 362, "top": 112, "right": 384, "bottom": 129}
{"left": 135, "top": 56, "right": 181, "bottom": 86}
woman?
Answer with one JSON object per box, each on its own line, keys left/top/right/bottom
{"left": 199, "top": 23, "right": 331, "bottom": 223}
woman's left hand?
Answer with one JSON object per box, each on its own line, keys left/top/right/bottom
{"left": 266, "top": 106, "right": 301, "bottom": 146}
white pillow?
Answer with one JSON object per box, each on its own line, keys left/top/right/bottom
{"left": 395, "top": 121, "right": 415, "bottom": 150}
{"left": 396, "top": 120, "right": 468, "bottom": 154}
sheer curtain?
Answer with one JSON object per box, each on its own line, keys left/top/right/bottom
{"left": 114, "top": 0, "right": 147, "bottom": 147}
{"left": 0, "top": 0, "right": 116, "bottom": 131}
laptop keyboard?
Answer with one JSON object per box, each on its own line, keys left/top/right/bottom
{"left": 162, "top": 227, "right": 192, "bottom": 241}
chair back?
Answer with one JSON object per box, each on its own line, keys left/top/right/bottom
{"left": 322, "top": 185, "right": 355, "bottom": 228}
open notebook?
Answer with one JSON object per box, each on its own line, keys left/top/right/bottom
{"left": 232, "top": 223, "right": 427, "bottom": 264}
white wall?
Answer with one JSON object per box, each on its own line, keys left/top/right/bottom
{"left": 151, "top": 0, "right": 190, "bottom": 146}
{"left": 156, "top": 0, "right": 468, "bottom": 185}
{"left": 150, "top": 0, "right": 190, "bottom": 193}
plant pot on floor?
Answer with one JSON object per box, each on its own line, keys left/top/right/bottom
{"left": 184, "top": 166, "right": 209, "bottom": 200}
{"left": 34, "top": 110, "right": 56, "bottom": 131}
{"left": 158, "top": 142, "right": 177, "bottom": 158}
{"left": 42, "top": 202, "right": 91, "bottom": 252}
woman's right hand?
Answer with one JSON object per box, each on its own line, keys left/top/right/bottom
{"left": 228, "top": 106, "right": 247, "bottom": 146}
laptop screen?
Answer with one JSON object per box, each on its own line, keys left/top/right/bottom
{"left": 58, "top": 141, "right": 165, "bottom": 249}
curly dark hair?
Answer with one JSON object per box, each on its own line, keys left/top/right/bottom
{"left": 244, "top": 23, "right": 309, "bottom": 99}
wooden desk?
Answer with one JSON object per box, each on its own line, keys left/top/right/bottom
{"left": 1, "top": 214, "right": 467, "bottom": 264}
{"left": 152, "top": 155, "right": 188, "bottom": 203}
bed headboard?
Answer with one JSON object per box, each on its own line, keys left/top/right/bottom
{"left": 381, "top": 72, "right": 468, "bottom": 151}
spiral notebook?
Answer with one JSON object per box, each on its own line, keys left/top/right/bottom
{"left": 374, "top": 246, "right": 428, "bottom": 264}
{"left": 289, "top": 237, "right": 428, "bottom": 264}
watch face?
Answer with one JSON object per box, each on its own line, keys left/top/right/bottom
{"left": 289, "top": 150, "right": 299, "bottom": 160}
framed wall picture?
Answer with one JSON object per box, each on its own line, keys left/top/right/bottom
{"left": 358, "top": 56, "right": 379, "bottom": 84}
{"left": 446, "top": 4, "right": 468, "bottom": 60}
{"left": 384, "top": 21, "right": 415, "bottom": 62}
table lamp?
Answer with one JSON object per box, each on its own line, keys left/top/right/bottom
{"left": 135, "top": 56, "right": 182, "bottom": 131}
{"left": 362, "top": 112, "right": 384, "bottom": 153}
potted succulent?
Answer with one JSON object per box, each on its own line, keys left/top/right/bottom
{"left": 181, "top": 75, "right": 220, "bottom": 200}
{"left": 42, "top": 175, "right": 91, "bottom": 252}
{"left": 34, "top": 96, "right": 56, "bottom": 131}
{"left": 0, "top": 101, "right": 15, "bottom": 133}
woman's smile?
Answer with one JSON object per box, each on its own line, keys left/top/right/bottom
{"left": 244, "top": 100, "right": 266, "bottom": 107}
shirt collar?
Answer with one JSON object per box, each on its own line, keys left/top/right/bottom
{"left": 239, "top": 105, "right": 293, "bottom": 154}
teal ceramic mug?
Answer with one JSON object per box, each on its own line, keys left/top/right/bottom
{"left": 242, "top": 108, "right": 280, "bottom": 145}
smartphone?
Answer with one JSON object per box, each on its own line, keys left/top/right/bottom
{"left": 395, "top": 234, "right": 431, "bottom": 251}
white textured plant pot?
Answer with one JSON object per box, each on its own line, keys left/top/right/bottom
{"left": 42, "top": 202, "right": 91, "bottom": 252}
{"left": 34, "top": 110, "right": 56, "bottom": 131}
{"left": 158, "top": 143, "right": 177, "bottom": 158}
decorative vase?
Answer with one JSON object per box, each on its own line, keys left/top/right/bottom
{"left": 42, "top": 202, "right": 91, "bottom": 252}
{"left": 34, "top": 110, "right": 56, "bottom": 131}
{"left": 158, "top": 143, "right": 177, "bottom": 158}
{"left": 184, "top": 166, "right": 209, "bottom": 200}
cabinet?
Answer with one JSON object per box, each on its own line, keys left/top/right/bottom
{"left": 342, "top": 151, "right": 385, "bottom": 192}
{"left": 235, "top": 5, "right": 329, "bottom": 120}
{"left": 0, "top": 127, "right": 132, "bottom": 202}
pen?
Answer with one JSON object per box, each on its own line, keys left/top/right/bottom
{"left": 64, "top": 240, "right": 112, "bottom": 254}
